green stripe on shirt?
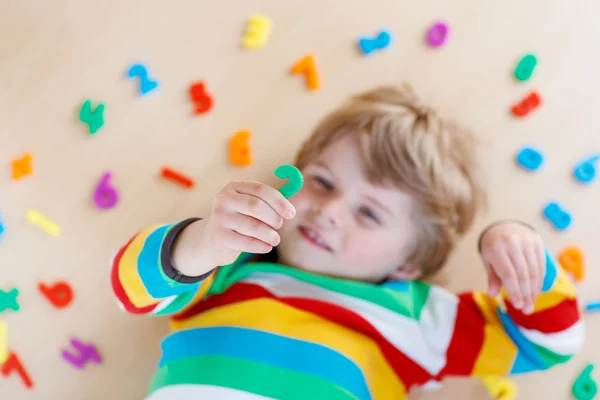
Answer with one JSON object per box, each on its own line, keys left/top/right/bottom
{"left": 149, "top": 355, "right": 358, "bottom": 399}
{"left": 209, "top": 262, "right": 429, "bottom": 320}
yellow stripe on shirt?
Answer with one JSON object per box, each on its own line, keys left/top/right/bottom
{"left": 471, "top": 292, "right": 517, "bottom": 375}
{"left": 171, "top": 298, "right": 407, "bottom": 400}
{"left": 471, "top": 324, "right": 518, "bottom": 376}
{"left": 532, "top": 268, "right": 577, "bottom": 312}
{"left": 118, "top": 225, "right": 163, "bottom": 308}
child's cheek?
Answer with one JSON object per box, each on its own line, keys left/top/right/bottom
{"left": 289, "top": 185, "right": 311, "bottom": 210}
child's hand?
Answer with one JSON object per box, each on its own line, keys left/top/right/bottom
{"left": 203, "top": 180, "right": 296, "bottom": 267}
{"left": 479, "top": 221, "right": 546, "bottom": 314}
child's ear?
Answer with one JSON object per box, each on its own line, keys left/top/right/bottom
{"left": 388, "top": 264, "right": 422, "bottom": 281}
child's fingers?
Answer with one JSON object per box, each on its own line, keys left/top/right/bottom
{"left": 226, "top": 214, "right": 280, "bottom": 247}
{"left": 216, "top": 228, "right": 273, "bottom": 254}
{"left": 535, "top": 244, "right": 547, "bottom": 287}
{"left": 232, "top": 181, "right": 296, "bottom": 220}
{"left": 524, "top": 241, "right": 541, "bottom": 302}
{"left": 507, "top": 243, "right": 534, "bottom": 314}
{"left": 228, "top": 193, "right": 285, "bottom": 230}
{"left": 487, "top": 266, "right": 502, "bottom": 297}
{"left": 486, "top": 247, "right": 523, "bottom": 309}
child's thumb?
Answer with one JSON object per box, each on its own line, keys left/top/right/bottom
{"left": 487, "top": 266, "right": 502, "bottom": 297}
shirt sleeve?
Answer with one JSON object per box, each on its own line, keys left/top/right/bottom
{"left": 110, "top": 219, "right": 217, "bottom": 317}
{"left": 436, "top": 248, "right": 583, "bottom": 379}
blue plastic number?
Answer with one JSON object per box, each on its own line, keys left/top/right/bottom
{"left": 0, "top": 213, "right": 4, "bottom": 243}
{"left": 516, "top": 146, "right": 544, "bottom": 171}
{"left": 543, "top": 202, "right": 572, "bottom": 231}
{"left": 574, "top": 154, "right": 600, "bottom": 184}
{"left": 358, "top": 30, "right": 392, "bottom": 55}
{"left": 127, "top": 63, "right": 159, "bottom": 95}
{"left": 586, "top": 301, "right": 600, "bottom": 312}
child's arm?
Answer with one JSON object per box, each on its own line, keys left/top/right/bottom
{"left": 436, "top": 222, "right": 583, "bottom": 379}
{"left": 110, "top": 180, "right": 295, "bottom": 316}
{"left": 111, "top": 218, "right": 216, "bottom": 316}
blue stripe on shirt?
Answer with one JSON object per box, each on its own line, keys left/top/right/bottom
{"left": 138, "top": 225, "right": 197, "bottom": 298}
{"left": 159, "top": 326, "right": 372, "bottom": 400}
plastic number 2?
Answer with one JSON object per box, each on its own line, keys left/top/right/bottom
{"left": 274, "top": 165, "right": 304, "bottom": 199}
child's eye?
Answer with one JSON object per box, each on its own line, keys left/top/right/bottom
{"left": 359, "top": 207, "right": 380, "bottom": 224}
{"left": 314, "top": 176, "right": 334, "bottom": 191}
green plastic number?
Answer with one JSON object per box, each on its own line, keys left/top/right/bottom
{"left": 79, "top": 99, "right": 105, "bottom": 134}
{"left": 572, "top": 364, "right": 598, "bottom": 400}
{"left": 274, "top": 164, "right": 303, "bottom": 199}
{"left": 514, "top": 54, "right": 537, "bottom": 82}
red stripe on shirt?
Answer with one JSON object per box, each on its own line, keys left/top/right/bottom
{"left": 111, "top": 235, "right": 157, "bottom": 315}
{"left": 174, "top": 281, "right": 433, "bottom": 388}
{"left": 505, "top": 298, "right": 579, "bottom": 334}
{"left": 436, "top": 293, "right": 486, "bottom": 379}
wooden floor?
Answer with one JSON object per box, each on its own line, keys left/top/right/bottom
{"left": 1, "top": 0, "right": 599, "bottom": 399}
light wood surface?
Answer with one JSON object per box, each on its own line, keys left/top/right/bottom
{"left": 1, "top": 1, "right": 599, "bottom": 399}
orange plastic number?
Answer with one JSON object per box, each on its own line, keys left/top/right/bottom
{"left": 291, "top": 54, "right": 320, "bottom": 90}
{"left": 230, "top": 130, "right": 253, "bottom": 167}
{"left": 11, "top": 153, "right": 33, "bottom": 181}
{"left": 558, "top": 246, "right": 585, "bottom": 282}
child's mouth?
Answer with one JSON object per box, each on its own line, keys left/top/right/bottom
{"left": 298, "top": 225, "right": 333, "bottom": 252}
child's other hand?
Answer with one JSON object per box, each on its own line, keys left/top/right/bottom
{"left": 479, "top": 221, "right": 546, "bottom": 314}
{"left": 203, "top": 180, "right": 296, "bottom": 267}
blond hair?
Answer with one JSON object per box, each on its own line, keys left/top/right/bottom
{"left": 294, "top": 84, "right": 486, "bottom": 277}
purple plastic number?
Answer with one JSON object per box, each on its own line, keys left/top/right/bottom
{"left": 93, "top": 172, "right": 118, "bottom": 209}
{"left": 427, "top": 22, "right": 449, "bottom": 47}
{"left": 61, "top": 338, "right": 102, "bottom": 369}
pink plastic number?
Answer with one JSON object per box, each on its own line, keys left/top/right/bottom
{"left": 93, "top": 172, "right": 118, "bottom": 209}
{"left": 61, "top": 338, "right": 102, "bottom": 369}
{"left": 427, "top": 22, "right": 449, "bottom": 47}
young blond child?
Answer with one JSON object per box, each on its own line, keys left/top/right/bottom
{"left": 111, "top": 85, "right": 583, "bottom": 399}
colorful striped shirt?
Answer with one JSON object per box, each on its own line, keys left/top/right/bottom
{"left": 111, "top": 220, "right": 584, "bottom": 400}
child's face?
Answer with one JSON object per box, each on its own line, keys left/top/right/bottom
{"left": 277, "top": 134, "right": 421, "bottom": 282}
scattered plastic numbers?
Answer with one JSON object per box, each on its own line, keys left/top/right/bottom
{"left": 543, "top": 202, "right": 572, "bottom": 231}
{"left": 127, "top": 63, "right": 159, "bottom": 95}
{"left": 0, "top": 289, "right": 19, "bottom": 313}
{"left": 572, "top": 364, "right": 598, "bottom": 400}
{"left": 511, "top": 91, "right": 541, "bottom": 117}
{"left": 11, "top": 153, "right": 33, "bottom": 181}
{"left": 1, "top": 352, "right": 33, "bottom": 389}
{"left": 426, "top": 21, "right": 449, "bottom": 47}
{"left": 160, "top": 167, "right": 195, "bottom": 189}
{"left": 0, "top": 213, "right": 4, "bottom": 244}
{"left": 291, "top": 54, "right": 320, "bottom": 91}
{"left": 79, "top": 100, "right": 105, "bottom": 135}
{"left": 0, "top": 320, "right": 7, "bottom": 363}
{"left": 274, "top": 165, "right": 304, "bottom": 199}
{"left": 515, "top": 146, "right": 544, "bottom": 171}
{"left": 585, "top": 301, "right": 600, "bottom": 312}
{"left": 26, "top": 209, "right": 61, "bottom": 237}
{"left": 358, "top": 29, "right": 392, "bottom": 55}
{"left": 61, "top": 338, "right": 102, "bottom": 369}
{"left": 558, "top": 246, "right": 585, "bottom": 282}
{"left": 514, "top": 54, "right": 537, "bottom": 81}
{"left": 242, "top": 13, "right": 272, "bottom": 49}
{"left": 574, "top": 154, "right": 600, "bottom": 184}
{"left": 482, "top": 376, "right": 517, "bottom": 400}
{"left": 39, "top": 282, "right": 74, "bottom": 309}
{"left": 93, "top": 172, "right": 119, "bottom": 210}
{"left": 189, "top": 82, "right": 214, "bottom": 115}
{"left": 230, "top": 130, "right": 253, "bottom": 166}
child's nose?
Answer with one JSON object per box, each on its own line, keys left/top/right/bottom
{"left": 314, "top": 197, "right": 344, "bottom": 228}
